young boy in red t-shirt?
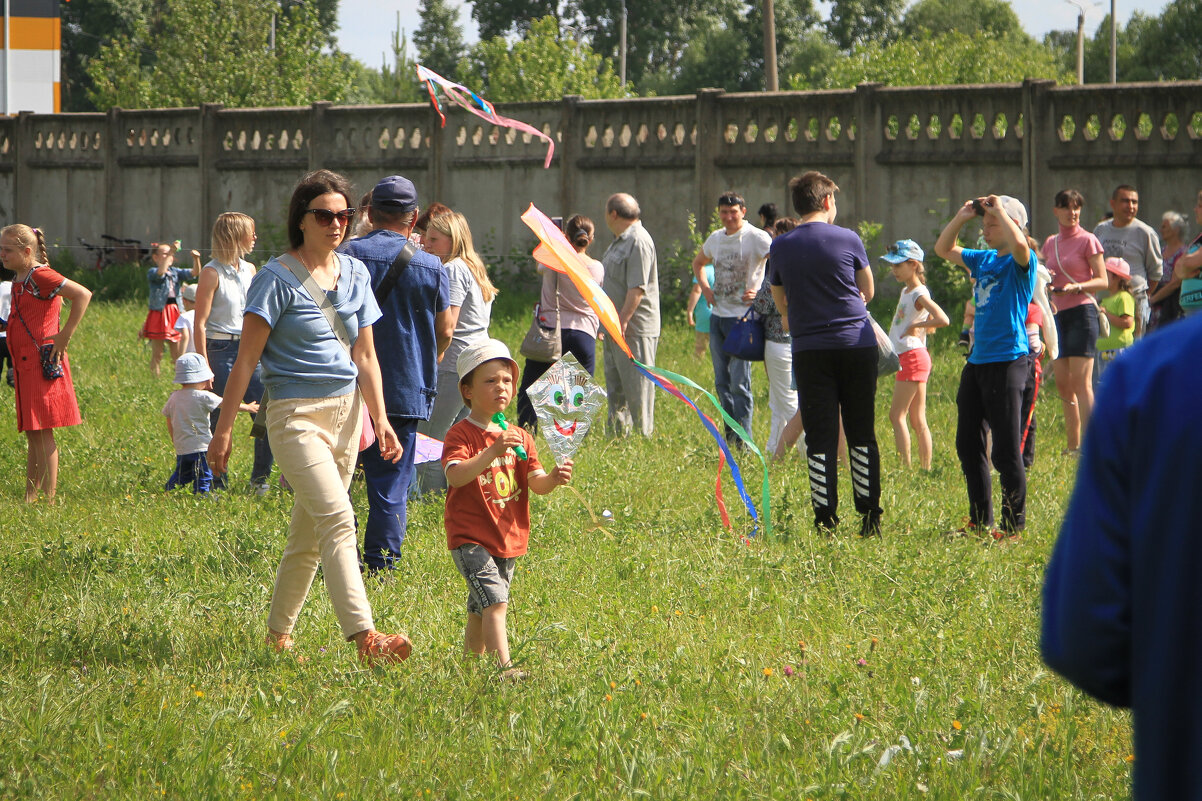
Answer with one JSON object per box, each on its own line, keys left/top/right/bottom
{"left": 443, "top": 339, "right": 573, "bottom": 678}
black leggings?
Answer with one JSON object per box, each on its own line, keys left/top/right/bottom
{"left": 956, "top": 357, "right": 1028, "bottom": 531}
{"left": 793, "top": 346, "right": 882, "bottom": 527}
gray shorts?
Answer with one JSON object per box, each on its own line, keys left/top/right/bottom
{"left": 451, "top": 543, "right": 516, "bottom": 615}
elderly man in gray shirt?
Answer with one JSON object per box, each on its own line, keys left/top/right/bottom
{"left": 600, "top": 192, "right": 660, "bottom": 436}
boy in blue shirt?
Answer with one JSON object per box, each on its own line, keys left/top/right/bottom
{"left": 935, "top": 195, "right": 1036, "bottom": 539}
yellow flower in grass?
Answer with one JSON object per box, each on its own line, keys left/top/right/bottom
{"left": 763, "top": 667, "right": 773, "bottom": 677}
{"left": 952, "top": 720, "right": 962, "bottom": 730}
{"left": 855, "top": 713, "right": 865, "bottom": 721}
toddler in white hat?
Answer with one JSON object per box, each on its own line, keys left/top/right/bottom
{"left": 162, "top": 352, "right": 258, "bottom": 493}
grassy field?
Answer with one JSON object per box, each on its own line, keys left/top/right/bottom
{"left": 0, "top": 294, "right": 1129, "bottom": 799}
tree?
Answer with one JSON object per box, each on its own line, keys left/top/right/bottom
{"left": 86, "top": 0, "right": 349, "bottom": 109}
{"left": 459, "top": 16, "right": 626, "bottom": 102}
{"left": 901, "top": 0, "right": 1027, "bottom": 40}
{"left": 351, "top": 13, "right": 423, "bottom": 104}
{"left": 824, "top": 0, "right": 905, "bottom": 51}
{"left": 790, "top": 30, "right": 1070, "bottom": 89}
{"left": 467, "top": 0, "right": 819, "bottom": 95}
{"left": 61, "top": 0, "right": 156, "bottom": 111}
{"left": 414, "top": 0, "right": 468, "bottom": 78}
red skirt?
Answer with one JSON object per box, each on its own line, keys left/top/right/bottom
{"left": 141, "top": 305, "right": 182, "bottom": 341}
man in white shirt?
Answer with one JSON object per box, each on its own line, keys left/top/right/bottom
{"left": 693, "top": 191, "right": 772, "bottom": 446}
{"left": 1094, "top": 184, "right": 1163, "bottom": 338}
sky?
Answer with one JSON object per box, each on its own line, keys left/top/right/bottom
{"left": 335, "top": 0, "right": 1172, "bottom": 69}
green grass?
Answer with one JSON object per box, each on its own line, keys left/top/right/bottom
{"left": 0, "top": 298, "right": 1130, "bottom": 799}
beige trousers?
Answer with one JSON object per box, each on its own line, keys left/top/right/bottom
{"left": 265, "top": 392, "right": 374, "bottom": 639}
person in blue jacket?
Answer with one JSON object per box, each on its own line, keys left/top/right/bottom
{"left": 341, "top": 175, "right": 453, "bottom": 572}
{"left": 1042, "top": 312, "right": 1202, "bottom": 800}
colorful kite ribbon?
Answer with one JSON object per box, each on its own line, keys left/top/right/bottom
{"left": 416, "top": 64, "right": 556, "bottom": 169}
{"left": 520, "top": 204, "right": 771, "bottom": 538}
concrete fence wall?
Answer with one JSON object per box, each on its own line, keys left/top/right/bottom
{"left": 2, "top": 79, "right": 1200, "bottom": 268}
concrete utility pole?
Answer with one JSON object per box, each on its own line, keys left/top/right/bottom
{"left": 1065, "top": 0, "right": 1095, "bottom": 85}
{"left": 763, "top": 0, "right": 778, "bottom": 91}
{"left": 1109, "top": 0, "right": 1117, "bottom": 83}
{"left": 619, "top": 0, "right": 628, "bottom": 88}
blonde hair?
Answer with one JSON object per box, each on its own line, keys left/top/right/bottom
{"left": 913, "top": 260, "right": 927, "bottom": 284}
{"left": 1, "top": 224, "right": 49, "bottom": 265}
{"left": 211, "top": 212, "right": 255, "bottom": 266}
{"left": 429, "top": 212, "right": 497, "bottom": 302}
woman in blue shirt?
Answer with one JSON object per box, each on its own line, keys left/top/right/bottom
{"left": 208, "top": 169, "right": 411, "bottom": 666}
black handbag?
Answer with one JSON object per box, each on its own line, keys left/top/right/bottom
{"left": 721, "top": 307, "right": 765, "bottom": 361}
{"left": 14, "top": 294, "right": 64, "bottom": 380}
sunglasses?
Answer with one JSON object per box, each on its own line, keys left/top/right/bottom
{"left": 304, "top": 208, "right": 356, "bottom": 226}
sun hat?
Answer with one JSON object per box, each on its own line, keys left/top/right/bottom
{"left": 1105, "top": 257, "right": 1132, "bottom": 279}
{"left": 879, "top": 239, "right": 924, "bottom": 264}
{"left": 174, "top": 352, "right": 214, "bottom": 384}
{"left": 457, "top": 338, "right": 518, "bottom": 383}
{"left": 182, "top": 283, "right": 197, "bottom": 302}
{"left": 371, "top": 175, "right": 418, "bottom": 213}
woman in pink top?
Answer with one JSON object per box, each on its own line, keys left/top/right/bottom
{"left": 1044, "top": 189, "right": 1107, "bottom": 454}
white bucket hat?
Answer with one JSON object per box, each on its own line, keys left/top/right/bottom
{"left": 174, "top": 352, "right": 214, "bottom": 384}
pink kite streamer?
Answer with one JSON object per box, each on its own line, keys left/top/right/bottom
{"left": 415, "top": 64, "right": 556, "bottom": 168}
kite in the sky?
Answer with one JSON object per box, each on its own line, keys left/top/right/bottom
{"left": 416, "top": 64, "right": 555, "bottom": 168}
{"left": 525, "top": 353, "right": 606, "bottom": 466}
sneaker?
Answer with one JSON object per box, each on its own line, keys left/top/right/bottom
{"left": 991, "top": 529, "right": 1022, "bottom": 544}
{"left": 357, "top": 630, "right": 412, "bottom": 665}
{"left": 250, "top": 480, "right": 270, "bottom": 497}
{"left": 859, "top": 514, "right": 882, "bottom": 538}
{"left": 815, "top": 514, "right": 839, "bottom": 534}
{"left": 949, "top": 523, "right": 988, "bottom": 538}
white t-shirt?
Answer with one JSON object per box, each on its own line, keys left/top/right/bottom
{"left": 443, "top": 257, "right": 493, "bottom": 373}
{"left": 889, "top": 284, "right": 932, "bottom": 354}
{"left": 702, "top": 222, "right": 772, "bottom": 318}
{"left": 162, "top": 388, "right": 223, "bottom": 455}
{"left": 0, "top": 281, "right": 10, "bottom": 340}
{"left": 174, "top": 309, "right": 196, "bottom": 354}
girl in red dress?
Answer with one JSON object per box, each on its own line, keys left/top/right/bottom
{"left": 141, "top": 241, "right": 195, "bottom": 376}
{"left": 0, "top": 225, "right": 92, "bottom": 503}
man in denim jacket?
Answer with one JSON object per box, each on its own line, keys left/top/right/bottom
{"left": 342, "top": 175, "right": 453, "bottom": 572}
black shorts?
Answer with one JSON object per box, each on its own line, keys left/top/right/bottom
{"left": 1054, "top": 304, "right": 1099, "bottom": 359}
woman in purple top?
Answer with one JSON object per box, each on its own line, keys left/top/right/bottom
{"left": 769, "top": 171, "right": 882, "bottom": 537}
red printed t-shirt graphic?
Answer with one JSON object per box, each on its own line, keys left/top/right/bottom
{"left": 442, "top": 419, "right": 545, "bottom": 558}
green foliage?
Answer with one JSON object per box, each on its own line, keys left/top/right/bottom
{"left": 0, "top": 296, "right": 1132, "bottom": 799}
{"left": 792, "top": 30, "right": 1071, "bottom": 90}
{"left": 414, "top": 0, "right": 469, "bottom": 79}
{"left": 901, "top": 0, "right": 1028, "bottom": 41}
{"left": 1047, "top": 0, "right": 1202, "bottom": 82}
{"left": 824, "top": 0, "right": 905, "bottom": 51}
{"left": 460, "top": 16, "right": 627, "bottom": 102}
{"left": 60, "top": 0, "right": 156, "bottom": 112}
{"left": 86, "top": 0, "right": 350, "bottom": 109}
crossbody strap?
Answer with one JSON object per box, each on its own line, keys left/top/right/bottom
{"left": 278, "top": 253, "right": 351, "bottom": 354}
{"left": 375, "top": 239, "right": 418, "bottom": 303}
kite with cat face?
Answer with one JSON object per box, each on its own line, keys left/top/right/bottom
{"left": 525, "top": 353, "right": 606, "bottom": 466}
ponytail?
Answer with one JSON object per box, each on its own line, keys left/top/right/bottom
{"left": 33, "top": 228, "right": 49, "bottom": 264}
